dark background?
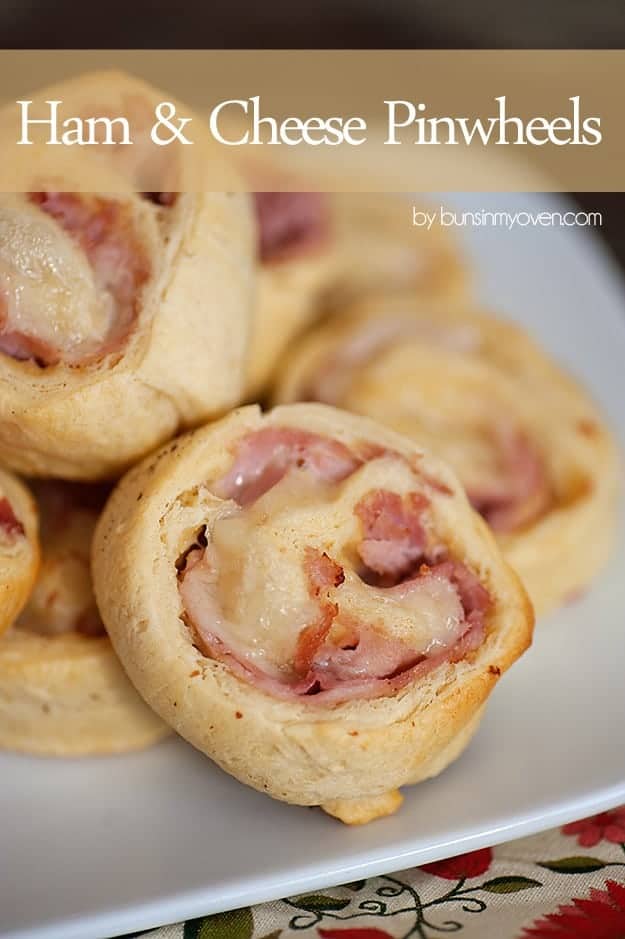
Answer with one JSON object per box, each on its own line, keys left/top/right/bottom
{"left": 3, "top": 0, "right": 623, "bottom": 268}
{"left": 3, "top": 0, "right": 625, "bottom": 49}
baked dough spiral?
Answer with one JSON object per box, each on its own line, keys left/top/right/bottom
{"left": 93, "top": 403, "right": 532, "bottom": 823}
{"left": 274, "top": 293, "right": 620, "bottom": 615}
{"left": 0, "top": 481, "right": 168, "bottom": 755}
{"left": 0, "top": 468, "right": 39, "bottom": 637}
{"left": 0, "top": 72, "right": 255, "bottom": 479}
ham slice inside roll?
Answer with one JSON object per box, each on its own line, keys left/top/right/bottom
{"left": 465, "top": 423, "right": 551, "bottom": 534}
{"left": 0, "top": 192, "right": 151, "bottom": 367}
{"left": 213, "top": 427, "right": 361, "bottom": 506}
{"left": 253, "top": 192, "right": 330, "bottom": 264}
{"left": 301, "top": 316, "right": 552, "bottom": 535}
{"left": 179, "top": 427, "right": 492, "bottom": 704}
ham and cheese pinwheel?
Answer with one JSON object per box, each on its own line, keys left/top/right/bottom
{"left": 0, "top": 468, "right": 39, "bottom": 638}
{"left": 275, "top": 294, "right": 620, "bottom": 615}
{"left": 0, "top": 72, "right": 255, "bottom": 479}
{"left": 0, "top": 481, "right": 168, "bottom": 755}
{"left": 92, "top": 403, "right": 532, "bottom": 823}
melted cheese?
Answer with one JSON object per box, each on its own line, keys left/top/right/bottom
{"left": 182, "top": 461, "right": 468, "bottom": 678}
{"left": 210, "top": 473, "right": 330, "bottom": 675}
{"left": 0, "top": 196, "right": 112, "bottom": 357}
{"left": 337, "top": 569, "right": 464, "bottom": 655}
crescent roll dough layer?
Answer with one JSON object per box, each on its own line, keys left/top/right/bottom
{"left": 274, "top": 293, "right": 620, "bottom": 615}
{"left": 0, "top": 72, "right": 255, "bottom": 480}
{"left": 93, "top": 403, "right": 532, "bottom": 822}
{"left": 0, "top": 482, "right": 168, "bottom": 755}
{"left": 0, "top": 468, "right": 39, "bottom": 638}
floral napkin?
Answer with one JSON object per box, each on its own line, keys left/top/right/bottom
{"left": 122, "top": 805, "right": 625, "bottom": 939}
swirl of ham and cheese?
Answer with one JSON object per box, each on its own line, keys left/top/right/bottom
{"left": 0, "top": 192, "right": 153, "bottom": 367}
{"left": 275, "top": 298, "right": 619, "bottom": 615}
{"left": 92, "top": 403, "right": 533, "bottom": 820}
{"left": 178, "top": 425, "right": 492, "bottom": 704}
{"left": 276, "top": 308, "right": 553, "bottom": 537}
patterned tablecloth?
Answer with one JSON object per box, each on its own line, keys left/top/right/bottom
{"left": 121, "top": 805, "right": 625, "bottom": 939}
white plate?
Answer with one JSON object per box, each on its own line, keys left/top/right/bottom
{"left": 3, "top": 192, "right": 625, "bottom": 939}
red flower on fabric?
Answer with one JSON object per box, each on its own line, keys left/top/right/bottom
{"left": 562, "top": 807, "right": 625, "bottom": 847}
{"left": 318, "top": 930, "right": 393, "bottom": 939}
{"left": 420, "top": 847, "right": 493, "bottom": 880}
{"left": 521, "top": 879, "right": 625, "bottom": 938}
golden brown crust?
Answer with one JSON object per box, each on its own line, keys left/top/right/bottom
{"left": 320, "top": 703, "right": 485, "bottom": 822}
{"left": 93, "top": 403, "right": 532, "bottom": 817}
{"left": 274, "top": 294, "right": 620, "bottom": 616}
{"left": 322, "top": 790, "right": 404, "bottom": 824}
{"left": 0, "top": 72, "right": 255, "bottom": 480}
{"left": 0, "top": 468, "right": 39, "bottom": 638}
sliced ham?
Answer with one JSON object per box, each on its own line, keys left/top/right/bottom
{"left": 292, "top": 605, "right": 338, "bottom": 678}
{"left": 180, "top": 604, "right": 484, "bottom": 705}
{"left": 253, "top": 192, "right": 329, "bottom": 264}
{"left": 298, "top": 560, "right": 488, "bottom": 696}
{"left": 181, "top": 539, "right": 424, "bottom": 700}
{"left": 355, "top": 489, "right": 429, "bottom": 584}
{"left": 468, "top": 426, "right": 551, "bottom": 534}
{"left": 213, "top": 427, "right": 362, "bottom": 506}
{"left": 180, "top": 429, "right": 492, "bottom": 704}
{"left": 180, "top": 513, "right": 491, "bottom": 703}
{"left": 301, "top": 621, "right": 421, "bottom": 686}
{"left": 291, "top": 549, "right": 345, "bottom": 675}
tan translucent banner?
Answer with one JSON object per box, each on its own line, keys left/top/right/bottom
{"left": 0, "top": 50, "right": 622, "bottom": 191}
